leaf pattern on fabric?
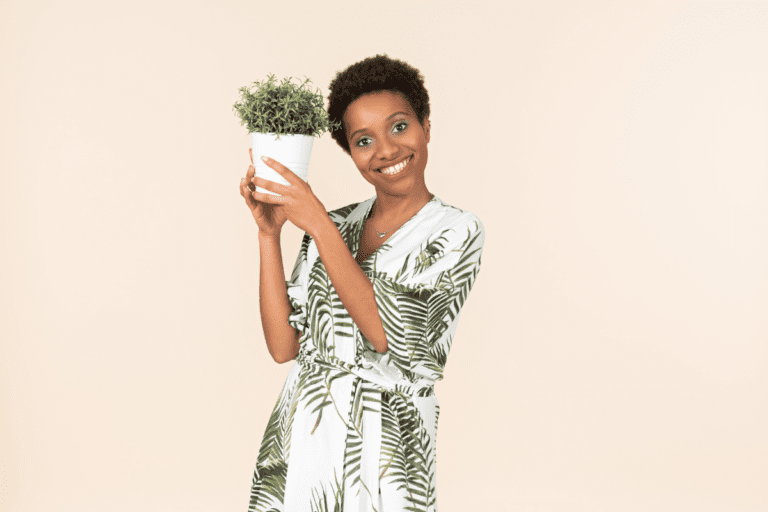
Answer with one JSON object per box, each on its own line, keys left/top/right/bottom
{"left": 248, "top": 195, "right": 484, "bottom": 512}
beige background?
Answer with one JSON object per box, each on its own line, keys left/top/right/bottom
{"left": 1, "top": 1, "right": 766, "bottom": 511}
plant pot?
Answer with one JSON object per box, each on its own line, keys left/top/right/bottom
{"left": 250, "top": 132, "right": 314, "bottom": 196}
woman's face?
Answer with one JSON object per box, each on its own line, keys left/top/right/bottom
{"left": 343, "top": 90, "right": 430, "bottom": 198}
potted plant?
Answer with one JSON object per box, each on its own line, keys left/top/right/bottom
{"left": 232, "top": 74, "right": 340, "bottom": 195}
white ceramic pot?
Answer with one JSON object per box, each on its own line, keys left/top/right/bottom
{"left": 250, "top": 132, "right": 314, "bottom": 196}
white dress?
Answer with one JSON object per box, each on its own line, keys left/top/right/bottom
{"left": 247, "top": 195, "right": 485, "bottom": 512}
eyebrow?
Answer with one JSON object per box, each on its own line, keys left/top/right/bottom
{"left": 349, "top": 111, "right": 409, "bottom": 141}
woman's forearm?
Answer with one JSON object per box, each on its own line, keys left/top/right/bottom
{"left": 310, "top": 217, "right": 388, "bottom": 353}
{"left": 258, "top": 232, "right": 300, "bottom": 363}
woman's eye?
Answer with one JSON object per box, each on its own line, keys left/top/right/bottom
{"left": 354, "top": 123, "right": 406, "bottom": 148}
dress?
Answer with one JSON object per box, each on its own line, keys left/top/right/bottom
{"left": 247, "top": 195, "right": 485, "bottom": 512}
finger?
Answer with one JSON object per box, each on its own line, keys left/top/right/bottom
{"left": 249, "top": 187, "right": 286, "bottom": 205}
{"left": 244, "top": 188, "right": 266, "bottom": 214}
{"left": 251, "top": 176, "right": 291, "bottom": 196}
{"left": 241, "top": 179, "right": 258, "bottom": 205}
{"left": 246, "top": 164, "right": 255, "bottom": 179}
{"left": 249, "top": 148, "right": 254, "bottom": 165}
{"left": 241, "top": 175, "right": 254, "bottom": 193}
{"left": 260, "top": 156, "right": 300, "bottom": 186}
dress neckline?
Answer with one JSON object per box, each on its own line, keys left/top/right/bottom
{"left": 354, "top": 194, "right": 438, "bottom": 264}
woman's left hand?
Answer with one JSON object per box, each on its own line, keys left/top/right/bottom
{"left": 250, "top": 156, "right": 329, "bottom": 236}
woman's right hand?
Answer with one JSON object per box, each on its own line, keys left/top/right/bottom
{"left": 240, "top": 148, "right": 288, "bottom": 238}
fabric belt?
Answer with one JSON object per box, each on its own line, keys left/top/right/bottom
{"left": 295, "top": 350, "right": 435, "bottom": 397}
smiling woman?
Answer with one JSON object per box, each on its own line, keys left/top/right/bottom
{"left": 239, "top": 54, "right": 485, "bottom": 512}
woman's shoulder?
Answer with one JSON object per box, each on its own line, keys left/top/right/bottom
{"left": 427, "top": 196, "right": 484, "bottom": 235}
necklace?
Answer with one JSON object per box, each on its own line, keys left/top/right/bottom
{"left": 374, "top": 220, "right": 408, "bottom": 238}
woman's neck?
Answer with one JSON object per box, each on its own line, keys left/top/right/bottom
{"left": 371, "top": 187, "right": 434, "bottom": 223}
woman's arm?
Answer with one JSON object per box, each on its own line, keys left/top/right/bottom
{"left": 257, "top": 231, "right": 301, "bottom": 363}
{"left": 240, "top": 154, "right": 300, "bottom": 364}
{"left": 309, "top": 218, "right": 388, "bottom": 353}
{"left": 250, "top": 156, "right": 388, "bottom": 354}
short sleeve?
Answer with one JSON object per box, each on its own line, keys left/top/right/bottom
{"left": 415, "top": 213, "right": 484, "bottom": 291}
{"left": 417, "top": 213, "right": 485, "bottom": 346}
{"left": 285, "top": 233, "right": 311, "bottom": 333}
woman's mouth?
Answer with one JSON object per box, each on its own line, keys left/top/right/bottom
{"left": 376, "top": 156, "right": 412, "bottom": 176}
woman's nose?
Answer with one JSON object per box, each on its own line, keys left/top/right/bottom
{"left": 376, "top": 135, "right": 399, "bottom": 159}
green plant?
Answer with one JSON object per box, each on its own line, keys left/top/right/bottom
{"left": 232, "top": 74, "right": 341, "bottom": 138}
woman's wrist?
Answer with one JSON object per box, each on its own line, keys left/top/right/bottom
{"left": 258, "top": 230, "right": 282, "bottom": 244}
{"left": 307, "top": 213, "right": 336, "bottom": 242}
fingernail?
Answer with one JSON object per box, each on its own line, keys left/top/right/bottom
{"left": 261, "top": 156, "right": 269, "bottom": 163}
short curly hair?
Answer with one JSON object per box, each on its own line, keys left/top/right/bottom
{"left": 327, "top": 54, "right": 430, "bottom": 154}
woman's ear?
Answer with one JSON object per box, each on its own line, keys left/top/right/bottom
{"left": 423, "top": 118, "right": 431, "bottom": 143}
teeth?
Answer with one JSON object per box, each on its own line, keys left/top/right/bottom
{"left": 380, "top": 157, "right": 410, "bottom": 175}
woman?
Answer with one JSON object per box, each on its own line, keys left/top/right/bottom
{"left": 239, "top": 54, "right": 484, "bottom": 512}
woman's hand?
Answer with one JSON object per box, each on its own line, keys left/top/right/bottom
{"left": 250, "top": 154, "right": 388, "bottom": 353}
{"left": 240, "top": 149, "right": 288, "bottom": 238}
{"left": 248, "top": 155, "right": 330, "bottom": 237}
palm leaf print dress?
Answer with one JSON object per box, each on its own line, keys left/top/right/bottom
{"left": 247, "top": 195, "right": 484, "bottom": 512}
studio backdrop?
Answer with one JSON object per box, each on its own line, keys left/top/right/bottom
{"left": 1, "top": 1, "right": 766, "bottom": 511}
